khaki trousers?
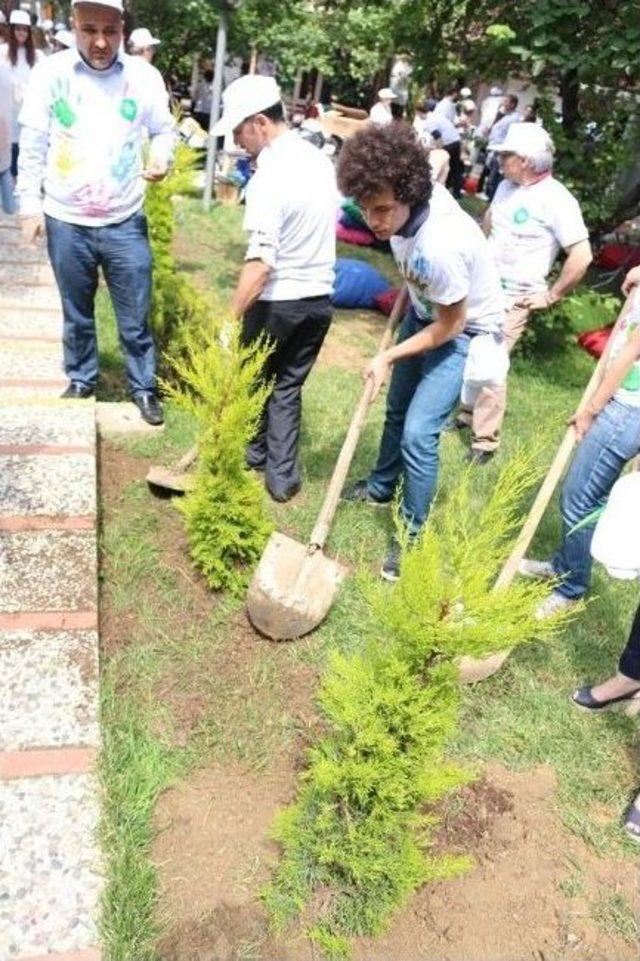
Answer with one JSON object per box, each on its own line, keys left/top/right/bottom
{"left": 457, "top": 305, "right": 531, "bottom": 452}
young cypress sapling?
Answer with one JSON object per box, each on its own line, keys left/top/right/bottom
{"left": 264, "top": 448, "right": 574, "bottom": 958}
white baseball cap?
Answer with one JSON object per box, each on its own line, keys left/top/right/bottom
{"left": 129, "top": 27, "right": 161, "bottom": 48}
{"left": 55, "top": 29, "right": 74, "bottom": 48}
{"left": 378, "top": 87, "right": 397, "bottom": 101}
{"left": 72, "top": 0, "right": 124, "bottom": 11}
{"left": 496, "top": 122, "right": 554, "bottom": 157}
{"left": 40, "top": 17, "right": 54, "bottom": 30}
{"left": 10, "top": 10, "right": 31, "bottom": 26}
{"left": 212, "top": 75, "right": 281, "bottom": 136}
{"left": 460, "top": 86, "right": 472, "bottom": 98}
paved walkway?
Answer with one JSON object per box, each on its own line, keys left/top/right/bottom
{"left": 0, "top": 218, "right": 102, "bottom": 961}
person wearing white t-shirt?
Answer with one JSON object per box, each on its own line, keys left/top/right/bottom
{"left": 1, "top": 11, "right": 44, "bottom": 177}
{"left": 457, "top": 123, "right": 592, "bottom": 462}
{"left": 369, "top": 88, "right": 397, "bottom": 126}
{"left": 433, "top": 85, "right": 459, "bottom": 124}
{"left": 0, "top": 61, "right": 14, "bottom": 213}
{"left": 16, "top": 0, "right": 175, "bottom": 425}
{"left": 338, "top": 122, "right": 505, "bottom": 580}
{"left": 213, "top": 75, "right": 337, "bottom": 503}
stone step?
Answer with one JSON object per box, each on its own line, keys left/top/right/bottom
{"left": 0, "top": 531, "right": 96, "bottom": 613}
{"left": 0, "top": 263, "right": 56, "bottom": 286}
{"left": 0, "top": 405, "right": 95, "bottom": 448}
{"left": 3, "top": 287, "right": 62, "bottom": 311}
{"left": 0, "top": 772, "right": 102, "bottom": 957}
{"left": 0, "top": 454, "right": 96, "bottom": 518}
{"left": 0, "top": 630, "right": 99, "bottom": 750}
{"left": 0, "top": 347, "right": 64, "bottom": 383}
{"left": 0, "top": 383, "right": 68, "bottom": 401}
{"left": 0, "top": 308, "right": 63, "bottom": 340}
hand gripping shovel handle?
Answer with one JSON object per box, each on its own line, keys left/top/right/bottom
{"left": 494, "top": 306, "right": 626, "bottom": 590}
{"left": 309, "top": 288, "right": 409, "bottom": 551}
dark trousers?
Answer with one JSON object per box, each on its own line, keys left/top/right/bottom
{"left": 46, "top": 210, "right": 156, "bottom": 394}
{"left": 445, "top": 141, "right": 464, "bottom": 199}
{"left": 485, "top": 153, "right": 503, "bottom": 200}
{"left": 10, "top": 142, "right": 19, "bottom": 178}
{"left": 619, "top": 600, "right": 640, "bottom": 681}
{"left": 242, "top": 296, "right": 332, "bottom": 495}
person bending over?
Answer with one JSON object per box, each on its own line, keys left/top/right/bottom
{"left": 338, "top": 122, "right": 504, "bottom": 579}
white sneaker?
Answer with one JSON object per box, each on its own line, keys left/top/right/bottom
{"left": 535, "top": 591, "right": 578, "bottom": 620}
{"left": 519, "top": 558, "right": 555, "bottom": 579}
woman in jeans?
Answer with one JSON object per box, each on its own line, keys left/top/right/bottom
{"left": 521, "top": 267, "right": 640, "bottom": 618}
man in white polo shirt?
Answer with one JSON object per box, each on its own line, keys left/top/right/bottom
{"left": 16, "top": 0, "right": 174, "bottom": 424}
{"left": 457, "top": 123, "right": 592, "bottom": 461}
{"left": 213, "top": 75, "right": 337, "bottom": 502}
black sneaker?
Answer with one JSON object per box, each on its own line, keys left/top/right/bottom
{"left": 342, "top": 479, "right": 391, "bottom": 506}
{"left": 381, "top": 537, "right": 402, "bottom": 582}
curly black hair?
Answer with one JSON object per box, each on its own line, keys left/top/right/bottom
{"left": 337, "top": 121, "right": 432, "bottom": 207}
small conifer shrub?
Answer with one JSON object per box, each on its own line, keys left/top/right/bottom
{"left": 165, "top": 314, "right": 274, "bottom": 593}
{"left": 264, "top": 449, "right": 572, "bottom": 957}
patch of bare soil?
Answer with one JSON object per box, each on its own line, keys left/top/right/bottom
{"left": 152, "top": 762, "right": 638, "bottom": 961}
{"left": 318, "top": 310, "right": 387, "bottom": 371}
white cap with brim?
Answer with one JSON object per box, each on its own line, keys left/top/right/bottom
{"left": 496, "top": 122, "right": 554, "bottom": 158}
{"left": 489, "top": 85, "right": 503, "bottom": 96}
{"left": 378, "top": 87, "right": 397, "bottom": 101}
{"left": 72, "top": 0, "right": 124, "bottom": 11}
{"left": 460, "top": 86, "right": 472, "bottom": 98}
{"left": 129, "top": 27, "right": 161, "bottom": 48}
{"left": 212, "top": 75, "right": 281, "bottom": 136}
{"left": 10, "top": 10, "right": 31, "bottom": 26}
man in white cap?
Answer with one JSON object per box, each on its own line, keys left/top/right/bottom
{"left": 128, "top": 27, "right": 160, "bottom": 64}
{"left": 457, "top": 122, "right": 592, "bottom": 462}
{"left": 370, "top": 88, "right": 397, "bottom": 126}
{"left": 214, "top": 74, "right": 337, "bottom": 502}
{"left": 16, "top": 0, "right": 175, "bottom": 425}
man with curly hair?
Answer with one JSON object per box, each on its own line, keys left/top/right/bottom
{"left": 339, "top": 122, "right": 505, "bottom": 579}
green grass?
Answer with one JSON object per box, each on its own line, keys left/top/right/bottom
{"left": 98, "top": 197, "right": 640, "bottom": 957}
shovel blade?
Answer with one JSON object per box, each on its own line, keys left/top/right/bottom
{"left": 247, "top": 531, "right": 346, "bottom": 640}
{"left": 146, "top": 465, "right": 195, "bottom": 494}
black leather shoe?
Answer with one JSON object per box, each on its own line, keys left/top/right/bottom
{"left": 572, "top": 684, "right": 640, "bottom": 712}
{"left": 61, "top": 382, "right": 94, "bottom": 399}
{"left": 267, "top": 480, "right": 301, "bottom": 503}
{"left": 133, "top": 392, "right": 164, "bottom": 426}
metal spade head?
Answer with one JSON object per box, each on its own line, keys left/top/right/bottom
{"left": 246, "top": 531, "right": 347, "bottom": 640}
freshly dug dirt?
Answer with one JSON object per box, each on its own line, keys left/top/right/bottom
{"left": 152, "top": 761, "right": 638, "bottom": 961}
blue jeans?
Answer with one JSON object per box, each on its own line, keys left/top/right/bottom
{"left": 46, "top": 210, "right": 156, "bottom": 394}
{"left": 0, "top": 167, "right": 15, "bottom": 214}
{"left": 552, "top": 398, "right": 640, "bottom": 598}
{"left": 367, "top": 309, "right": 469, "bottom": 534}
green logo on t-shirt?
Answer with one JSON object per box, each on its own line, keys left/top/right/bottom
{"left": 513, "top": 206, "right": 530, "bottom": 225}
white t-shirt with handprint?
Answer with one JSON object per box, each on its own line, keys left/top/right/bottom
{"left": 17, "top": 47, "right": 175, "bottom": 227}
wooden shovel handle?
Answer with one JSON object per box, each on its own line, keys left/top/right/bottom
{"left": 309, "top": 288, "right": 409, "bottom": 550}
{"left": 494, "top": 308, "right": 625, "bottom": 590}
{"left": 175, "top": 444, "right": 198, "bottom": 473}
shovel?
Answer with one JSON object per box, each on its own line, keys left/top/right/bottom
{"left": 146, "top": 444, "right": 198, "bottom": 493}
{"left": 246, "top": 289, "right": 409, "bottom": 640}
{"left": 459, "top": 303, "right": 628, "bottom": 683}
